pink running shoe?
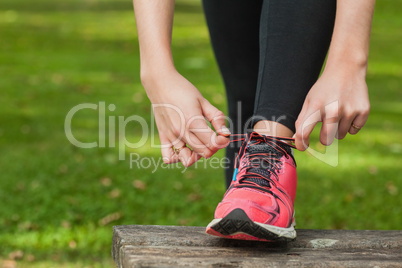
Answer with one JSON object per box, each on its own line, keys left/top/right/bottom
{"left": 206, "top": 132, "right": 297, "bottom": 241}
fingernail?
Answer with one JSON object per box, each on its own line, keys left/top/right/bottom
{"left": 221, "top": 126, "right": 231, "bottom": 136}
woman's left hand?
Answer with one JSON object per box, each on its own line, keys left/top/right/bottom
{"left": 295, "top": 64, "right": 370, "bottom": 151}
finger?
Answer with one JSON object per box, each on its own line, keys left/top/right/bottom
{"left": 171, "top": 140, "right": 199, "bottom": 167}
{"left": 201, "top": 99, "right": 231, "bottom": 136}
{"left": 319, "top": 116, "right": 339, "bottom": 146}
{"left": 349, "top": 123, "right": 361, "bottom": 135}
{"left": 160, "top": 134, "right": 180, "bottom": 164}
{"left": 182, "top": 131, "right": 207, "bottom": 154}
{"left": 179, "top": 147, "right": 202, "bottom": 167}
{"left": 206, "top": 135, "right": 230, "bottom": 157}
{"left": 319, "top": 101, "right": 340, "bottom": 145}
{"left": 170, "top": 135, "right": 203, "bottom": 166}
{"left": 161, "top": 146, "right": 179, "bottom": 164}
{"left": 184, "top": 131, "right": 215, "bottom": 159}
{"left": 349, "top": 113, "right": 368, "bottom": 135}
{"left": 336, "top": 113, "right": 354, "bottom": 140}
{"left": 186, "top": 115, "right": 229, "bottom": 155}
{"left": 295, "top": 107, "right": 322, "bottom": 151}
{"left": 295, "top": 99, "right": 310, "bottom": 131}
{"left": 294, "top": 99, "right": 309, "bottom": 148}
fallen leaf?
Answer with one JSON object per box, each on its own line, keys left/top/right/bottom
{"left": 100, "top": 177, "right": 112, "bottom": 187}
{"left": 2, "top": 260, "right": 17, "bottom": 268}
{"left": 109, "top": 189, "right": 121, "bottom": 199}
{"left": 8, "top": 250, "right": 23, "bottom": 260}
{"left": 99, "top": 212, "right": 122, "bottom": 226}
{"left": 132, "top": 180, "right": 146, "bottom": 190}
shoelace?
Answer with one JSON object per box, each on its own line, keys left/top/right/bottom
{"left": 225, "top": 133, "right": 295, "bottom": 148}
{"left": 224, "top": 132, "right": 296, "bottom": 190}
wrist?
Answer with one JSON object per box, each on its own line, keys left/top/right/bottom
{"left": 324, "top": 51, "right": 368, "bottom": 78}
{"left": 140, "top": 61, "right": 176, "bottom": 88}
{"left": 325, "top": 46, "right": 368, "bottom": 76}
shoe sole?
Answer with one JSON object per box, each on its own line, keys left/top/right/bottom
{"left": 206, "top": 208, "right": 296, "bottom": 242}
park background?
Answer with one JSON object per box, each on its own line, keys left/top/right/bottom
{"left": 0, "top": 0, "right": 401, "bottom": 267}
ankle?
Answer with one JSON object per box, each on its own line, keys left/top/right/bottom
{"left": 253, "top": 120, "right": 294, "bottom": 138}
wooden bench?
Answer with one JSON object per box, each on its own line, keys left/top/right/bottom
{"left": 112, "top": 225, "right": 402, "bottom": 267}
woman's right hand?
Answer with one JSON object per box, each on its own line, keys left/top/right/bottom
{"left": 133, "top": 0, "right": 229, "bottom": 166}
{"left": 142, "top": 69, "right": 231, "bottom": 167}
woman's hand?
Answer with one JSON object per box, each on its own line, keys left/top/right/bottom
{"left": 143, "top": 69, "right": 231, "bottom": 166}
{"left": 295, "top": 64, "right": 370, "bottom": 151}
{"left": 133, "top": 0, "right": 229, "bottom": 166}
{"left": 295, "top": 0, "right": 374, "bottom": 151}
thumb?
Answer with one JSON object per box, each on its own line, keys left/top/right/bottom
{"left": 201, "top": 99, "right": 231, "bottom": 136}
{"left": 294, "top": 99, "right": 309, "bottom": 151}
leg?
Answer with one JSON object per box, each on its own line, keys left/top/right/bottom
{"left": 206, "top": 0, "right": 337, "bottom": 242}
{"left": 202, "top": 0, "right": 263, "bottom": 188}
{"left": 254, "top": 0, "right": 336, "bottom": 136}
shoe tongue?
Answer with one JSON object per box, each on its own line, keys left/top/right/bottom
{"left": 243, "top": 177, "right": 271, "bottom": 187}
{"left": 247, "top": 167, "right": 272, "bottom": 179}
{"left": 247, "top": 143, "right": 278, "bottom": 154}
{"left": 239, "top": 134, "right": 293, "bottom": 187}
{"left": 247, "top": 136, "right": 292, "bottom": 156}
{"left": 241, "top": 168, "right": 273, "bottom": 187}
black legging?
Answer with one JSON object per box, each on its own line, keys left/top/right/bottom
{"left": 202, "top": 0, "right": 336, "bottom": 187}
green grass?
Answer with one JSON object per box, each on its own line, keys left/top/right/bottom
{"left": 0, "top": 0, "right": 401, "bottom": 266}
